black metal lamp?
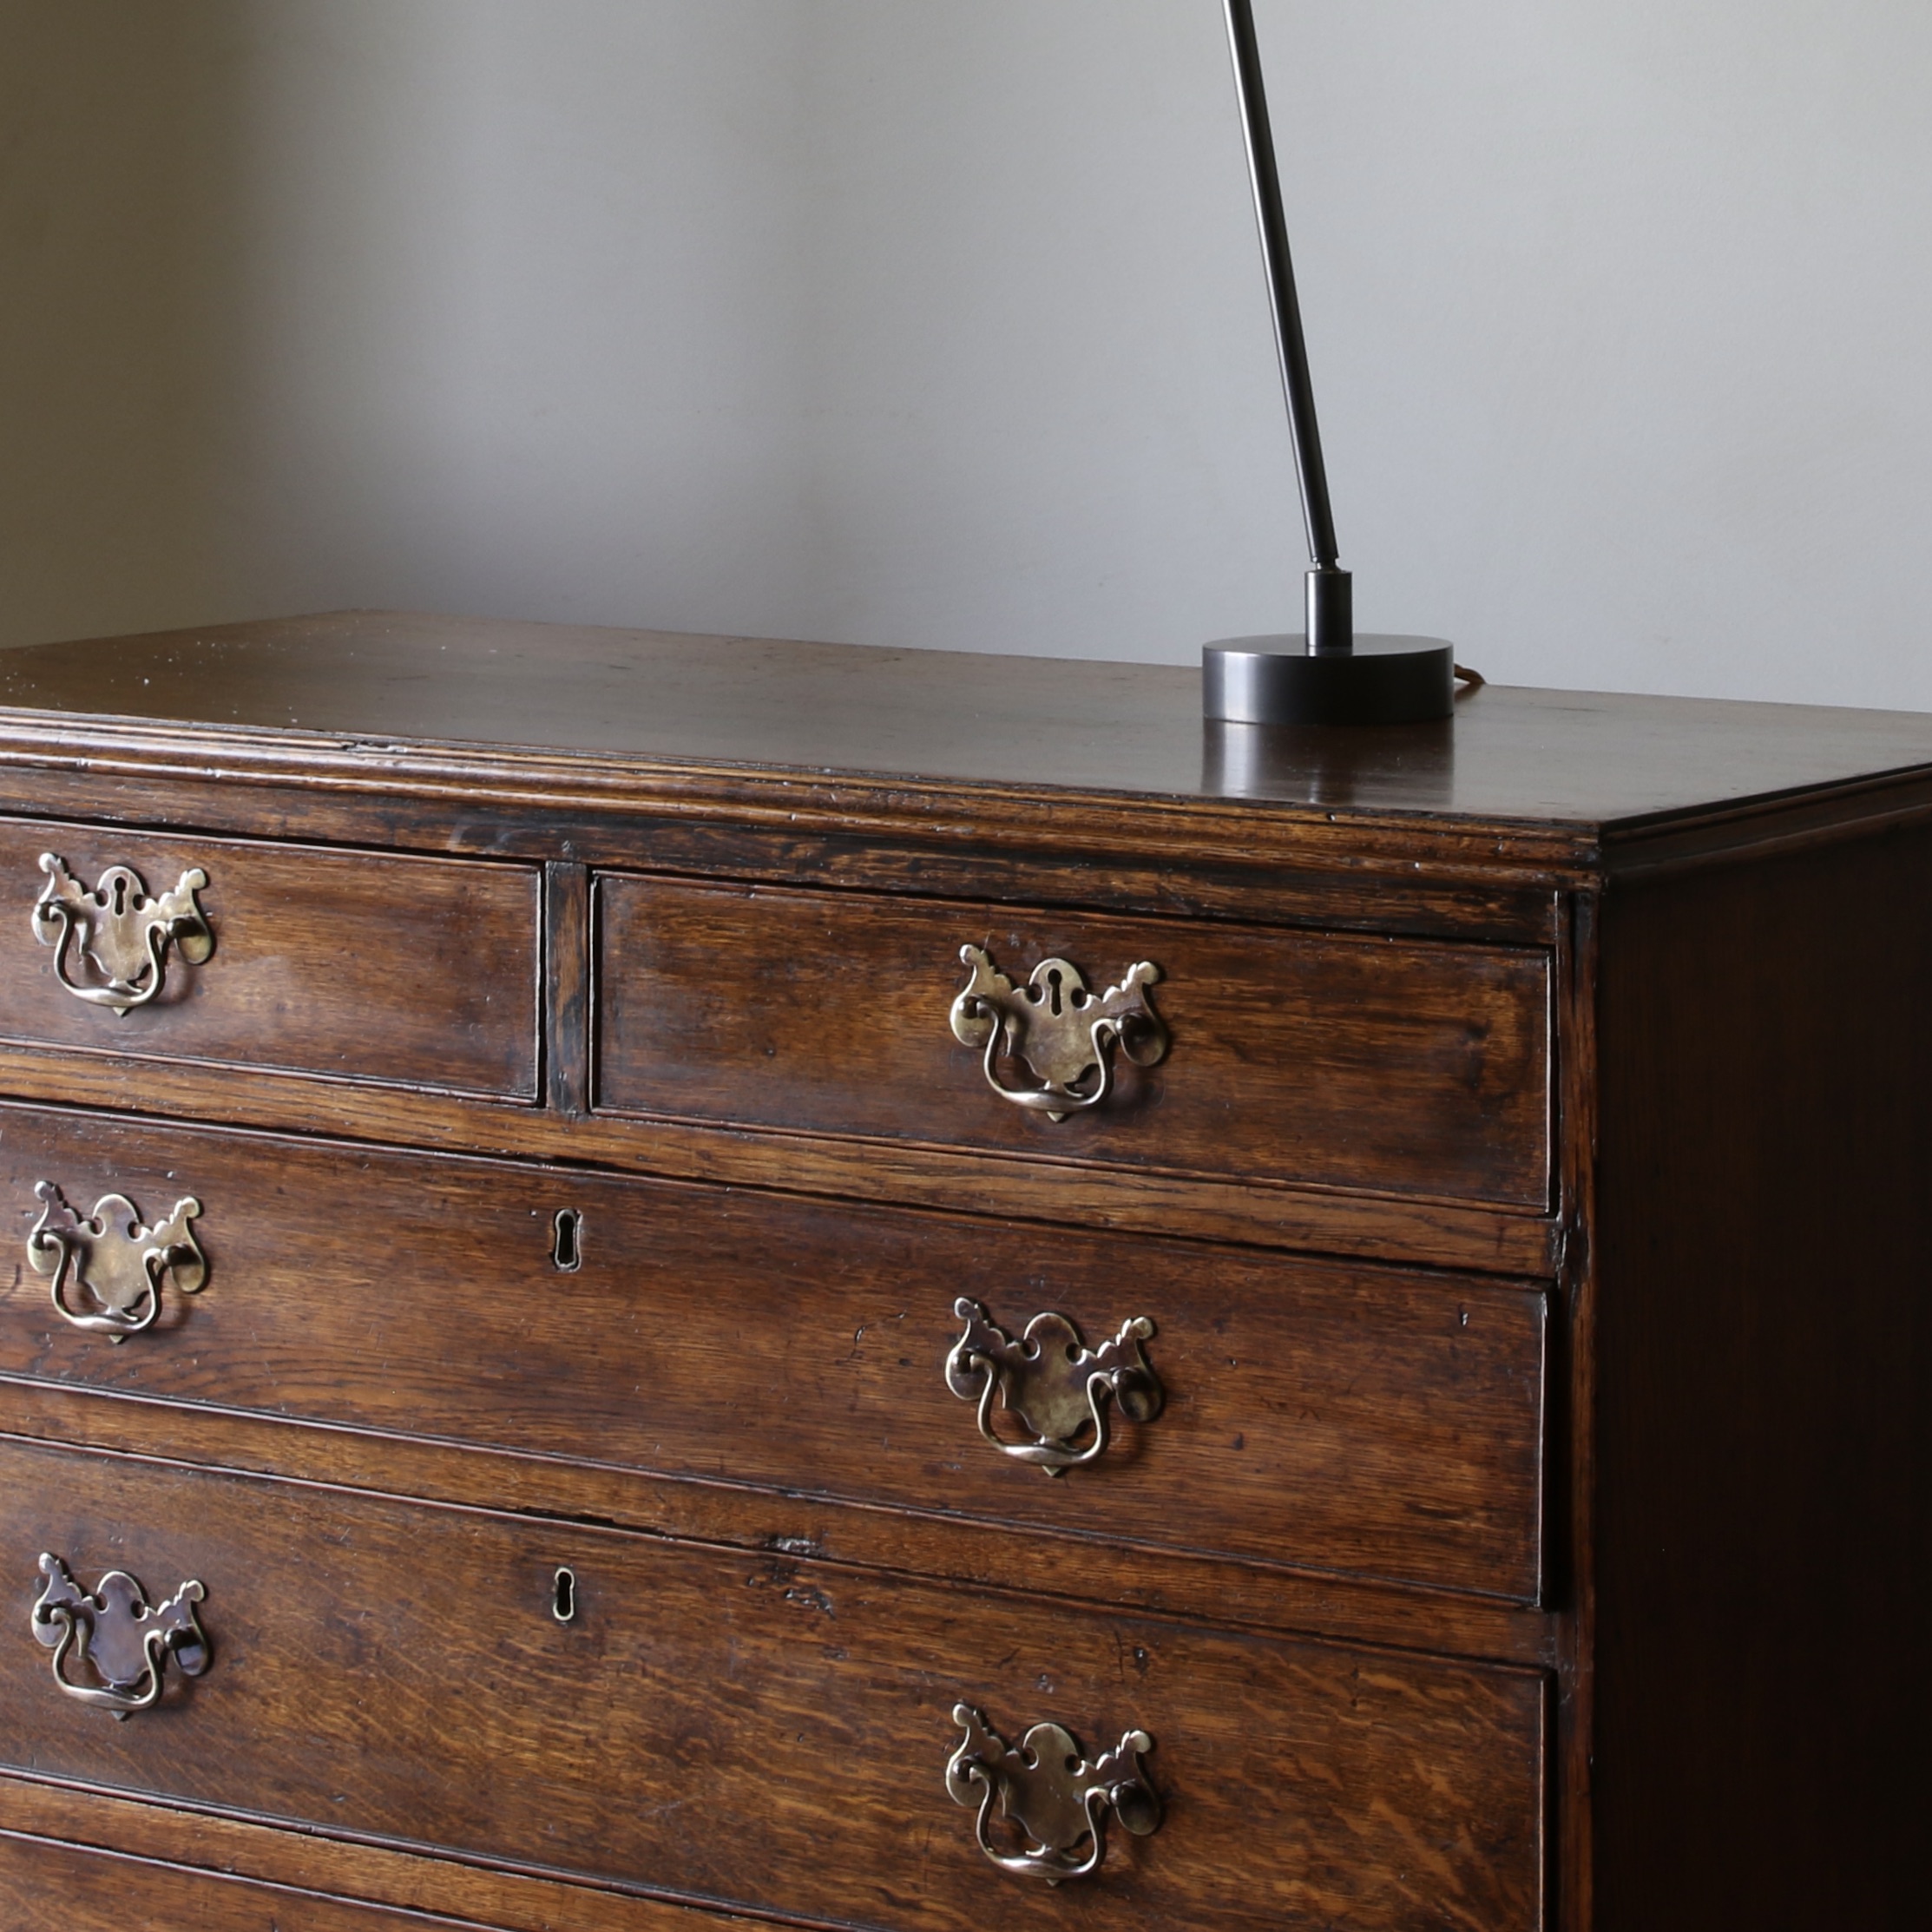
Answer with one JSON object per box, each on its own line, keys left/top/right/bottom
{"left": 1202, "top": 0, "right": 1456, "bottom": 726}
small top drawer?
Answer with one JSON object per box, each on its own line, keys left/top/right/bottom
{"left": 595, "top": 878, "right": 1552, "bottom": 1211}
{"left": 1, "top": 818, "right": 539, "bottom": 1101}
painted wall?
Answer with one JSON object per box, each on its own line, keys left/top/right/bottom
{"left": 4, "top": 2, "right": 1930, "bottom": 706}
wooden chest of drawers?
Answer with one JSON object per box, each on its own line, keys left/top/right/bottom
{"left": 0, "top": 612, "right": 1923, "bottom": 1930}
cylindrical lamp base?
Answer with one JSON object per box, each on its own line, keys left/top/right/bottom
{"left": 1203, "top": 634, "right": 1456, "bottom": 726}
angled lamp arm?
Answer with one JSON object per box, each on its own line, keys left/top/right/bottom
{"left": 1223, "top": 0, "right": 1349, "bottom": 649}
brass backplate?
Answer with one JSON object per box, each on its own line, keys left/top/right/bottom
{"left": 947, "top": 1704, "right": 1160, "bottom": 1883}
{"left": 28, "top": 1183, "right": 206, "bottom": 1339}
{"left": 950, "top": 945, "right": 1166, "bottom": 1120}
{"left": 32, "top": 852, "right": 213, "bottom": 1014}
{"left": 946, "top": 1298, "right": 1162, "bottom": 1475}
{"left": 31, "top": 1554, "right": 209, "bottom": 1718}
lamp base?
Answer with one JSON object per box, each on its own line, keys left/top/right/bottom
{"left": 1203, "top": 634, "right": 1456, "bottom": 726}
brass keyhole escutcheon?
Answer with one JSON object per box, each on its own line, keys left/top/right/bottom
{"left": 552, "top": 1567, "right": 577, "bottom": 1624}
{"left": 551, "top": 1209, "right": 584, "bottom": 1272}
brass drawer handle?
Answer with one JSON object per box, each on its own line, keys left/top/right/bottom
{"left": 947, "top": 1704, "right": 1160, "bottom": 1883}
{"left": 947, "top": 1299, "right": 1162, "bottom": 1476}
{"left": 950, "top": 946, "right": 1167, "bottom": 1120}
{"left": 31, "top": 1554, "right": 210, "bottom": 1718}
{"left": 27, "top": 1183, "right": 206, "bottom": 1340}
{"left": 32, "top": 852, "right": 213, "bottom": 1015}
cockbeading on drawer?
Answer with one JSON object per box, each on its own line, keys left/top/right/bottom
{"left": 594, "top": 877, "right": 1554, "bottom": 1212}
{"left": 2, "top": 818, "right": 540, "bottom": 1101}
{"left": 3, "top": 1104, "right": 1547, "bottom": 1605}
{"left": 1, "top": 1437, "right": 1547, "bottom": 1932}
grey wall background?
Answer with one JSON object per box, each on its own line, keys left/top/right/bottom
{"left": 4, "top": 1, "right": 1929, "bottom": 707}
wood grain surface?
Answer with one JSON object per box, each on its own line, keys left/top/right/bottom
{"left": 1589, "top": 824, "right": 1932, "bottom": 1930}
{"left": 0, "top": 1104, "right": 1547, "bottom": 1603}
{"left": 5, "top": 609, "right": 1932, "bottom": 838}
{"left": 0, "top": 1830, "right": 496, "bottom": 1931}
{"left": 0, "top": 1042, "right": 1561, "bottom": 1276}
{"left": 596, "top": 877, "right": 1554, "bottom": 1210}
{"left": 0, "top": 818, "right": 539, "bottom": 1101}
{"left": 0, "top": 1777, "right": 769, "bottom": 1932}
{"left": 0, "top": 1439, "right": 1547, "bottom": 1932}
{"left": 7, "top": 615, "right": 1929, "bottom": 1929}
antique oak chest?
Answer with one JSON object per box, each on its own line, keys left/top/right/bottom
{"left": 0, "top": 612, "right": 1922, "bottom": 1929}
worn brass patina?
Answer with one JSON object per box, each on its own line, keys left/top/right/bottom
{"left": 33, "top": 851, "right": 213, "bottom": 1014}
{"left": 946, "top": 1705, "right": 1160, "bottom": 1883}
{"left": 28, "top": 1183, "right": 206, "bottom": 1340}
{"left": 949, "top": 945, "right": 1166, "bottom": 1120}
{"left": 31, "top": 1554, "right": 210, "bottom": 1718}
{"left": 946, "top": 1298, "right": 1162, "bottom": 1475}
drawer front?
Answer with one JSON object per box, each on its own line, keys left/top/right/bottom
{"left": 2, "top": 1107, "right": 1546, "bottom": 1601}
{"left": 1, "top": 1441, "right": 1547, "bottom": 1932}
{"left": 595, "top": 878, "right": 1552, "bottom": 1210}
{"left": 0, "top": 818, "right": 539, "bottom": 1099}
{"left": 0, "top": 1834, "right": 476, "bottom": 1932}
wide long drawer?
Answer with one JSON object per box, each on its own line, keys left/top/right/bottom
{"left": 595, "top": 878, "right": 1554, "bottom": 1211}
{"left": 2, "top": 1105, "right": 1547, "bottom": 1602}
{"left": 1, "top": 1439, "right": 1547, "bottom": 1932}
{"left": 0, "top": 1831, "right": 489, "bottom": 1932}
{"left": 0, "top": 818, "right": 539, "bottom": 1100}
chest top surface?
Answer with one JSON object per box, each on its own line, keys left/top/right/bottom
{"left": 4, "top": 608, "right": 1932, "bottom": 851}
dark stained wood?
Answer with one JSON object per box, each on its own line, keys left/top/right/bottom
{"left": 0, "top": 1779, "right": 767, "bottom": 1932}
{"left": 0, "top": 1830, "right": 490, "bottom": 1931}
{"left": 1548, "top": 889, "right": 1601, "bottom": 1932}
{"left": 0, "top": 817, "right": 540, "bottom": 1101}
{"left": 543, "top": 860, "right": 591, "bottom": 1116}
{"left": 0, "top": 751, "right": 1572, "bottom": 947}
{"left": 6, "top": 614, "right": 1932, "bottom": 1927}
{"left": 0, "top": 1042, "right": 1561, "bottom": 1274}
{"left": 0, "top": 1105, "right": 1548, "bottom": 1603}
{"left": 0, "top": 1376, "right": 1559, "bottom": 1668}
{"left": 596, "top": 877, "right": 1554, "bottom": 1211}
{"left": 4, "top": 610, "right": 1932, "bottom": 839}
{"left": 1590, "top": 823, "right": 1931, "bottom": 1931}
{"left": 0, "top": 1439, "right": 1548, "bottom": 1932}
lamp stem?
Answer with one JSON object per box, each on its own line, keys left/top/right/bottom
{"left": 1222, "top": 0, "right": 1351, "bottom": 652}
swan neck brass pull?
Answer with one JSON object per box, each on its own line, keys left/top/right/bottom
{"left": 947, "top": 1705, "right": 1160, "bottom": 1883}
{"left": 28, "top": 1183, "right": 206, "bottom": 1340}
{"left": 950, "top": 946, "right": 1166, "bottom": 1120}
{"left": 32, "top": 1554, "right": 209, "bottom": 1718}
{"left": 947, "top": 1300, "right": 1162, "bottom": 1475}
{"left": 33, "top": 852, "right": 213, "bottom": 1014}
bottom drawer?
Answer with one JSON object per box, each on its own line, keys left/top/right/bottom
{"left": 0, "top": 1831, "right": 465, "bottom": 1932}
{"left": 0, "top": 1439, "right": 1545, "bottom": 1931}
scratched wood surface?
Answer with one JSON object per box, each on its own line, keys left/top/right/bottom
{"left": 0, "top": 1440, "right": 1546, "bottom": 1932}
{"left": 0, "top": 1778, "right": 771, "bottom": 1932}
{"left": 0, "top": 818, "right": 540, "bottom": 1101}
{"left": 0, "top": 1104, "right": 1547, "bottom": 1604}
{"left": 5, "top": 608, "right": 1932, "bottom": 837}
{"left": 595, "top": 877, "right": 1554, "bottom": 1211}
{"left": 5, "top": 614, "right": 1931, "bottom": 1928}
{"left": 0, "top": 1830, "right": 500, "bottom": 1932}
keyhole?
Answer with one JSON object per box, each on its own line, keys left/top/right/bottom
{"left": 1046, "top": 967, "right": 1064, "bottom": 1015}
{"left": 551, "top": 1209, "right": 582, "bottom": 1272}
{"left": 552, "top": 1567, "right": 576, "bottom": 1623}
{"left": 110, "top": 877, "right": 128, "bottom": 916}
